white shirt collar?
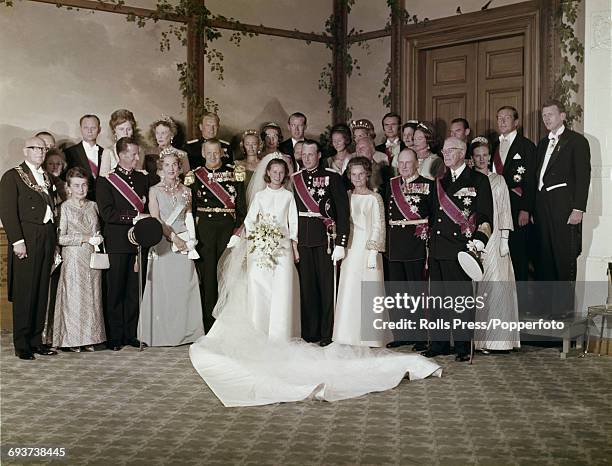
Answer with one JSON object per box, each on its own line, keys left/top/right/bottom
{"left": 386, "top": 137, "right": 400, "bottom": 146}
{"left": 292, "top": 137, "right": 303, "bottom": 147}
{"left": 452, "top": 163, "right": 467, "bottom": 179}
{"left": 25, "top": 159, "right": 44, "bottom": 175}
{"left": 499, "top": 130, "right": 517, "bottom": 143}
{"left": 548, "top": 125, "right": 565, "bottom": 140}
{"left": 83, "top": 140, "right": 98, "bottom": 150}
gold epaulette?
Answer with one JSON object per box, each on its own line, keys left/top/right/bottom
{"left": 234, "top": 163, "right": 246, "bottom": 182}
{"left": 184, "top": 170, "right": 195, "bottom": 186}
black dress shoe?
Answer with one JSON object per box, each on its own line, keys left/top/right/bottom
{"left": 386, "top": 341, "right": 410, "bottom": 349}
{"left": 421, "top": 349, "right": 442, "bottom": 358}
{"left": 110, "top": 345, "right": 123, "bottom": 351}
{"left": 455, "top": 354, "right": 471, "bottom": 362}
{"left": 127, "top": 339, "right": 147, "bottom": 348}
{"left": 33, "top": 346, "right": 58, "bottom": 356}
{"left": 412, "top": 342, "right": 428, "bottom": 352}
{"left": 16, "top": 351, "right": 35, "bottom": 360}
{"left": 319, "top": 339, "right": 332, "bottom": 347}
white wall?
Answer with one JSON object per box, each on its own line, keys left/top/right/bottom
{"left": 577, "top": 0, "right": 612, "bottom": 325}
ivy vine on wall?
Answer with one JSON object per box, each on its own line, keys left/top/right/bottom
{"left": 554, "top": 0, "right": 584, "bottom": 127}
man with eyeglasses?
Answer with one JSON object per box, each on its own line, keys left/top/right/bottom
{"left": 425, "top": 137, "right": 493, "bottom": 362}
{"left": 0, "top": 137, "right": 59, "bottom": 360}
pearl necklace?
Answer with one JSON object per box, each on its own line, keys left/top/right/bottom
{"left": 160, "top": 179, "right": 181, "bottom": 205}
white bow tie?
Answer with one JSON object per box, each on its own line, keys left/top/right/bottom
{"left": 386, "top": 139, "right": 398, "bottom": 147}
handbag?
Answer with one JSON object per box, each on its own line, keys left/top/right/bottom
{"left": 90, "top": 241, "right": 110, "bottom": 270}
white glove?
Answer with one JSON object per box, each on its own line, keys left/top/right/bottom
{"left": 331, "top": 245, "right": 345, "bottom": 263}
{"left": 88, "top": 235, "right": 103, "bottom": 246}
{"left": 499, "top": 237, "right": 510, "bottom": 257}
{"left": 132, "top": 213, "right": 151, "bottom": 225}
{"left": 226, "top": 235, "right": 241, "bottom": 249}
{"left": 366, "top": 250, "right": 378, "bottom": 269}
{"left": 186, "top": 239, "right": 197, "bottom": 251}
{"left": 467, "top": 239, "right": 485, "bottom": 253}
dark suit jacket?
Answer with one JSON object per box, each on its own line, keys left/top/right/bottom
{"left": 535, "top": 127, "right": 591, "bottom": 215}
{"left": 278, "top": 139, "right": 295, "bottom": 157}
{"left": 429, "top": 166, "right": 494, "bottom": 260}
{"left": 375, "top": 140, "right": 406, "bottom": 157}
{"left": 0, "top": 162, "right": 56, "bottom": 300}
{"left": 65, "top": 141, "right": 104, "bottom": 200}
{"left": 492, "top": 133, "right": 537, "bottom": 220}
{"left": 96, "top": 170, "right": 149, "bottom": 254}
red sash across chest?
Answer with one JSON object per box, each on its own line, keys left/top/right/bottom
{"left": 390, "top": 177, "right": 428, "bottom": 238}
{"left": 88, "top": 159, "right": 99, "bottom": 178}
{"left": 193, "top": 167, "right": 235, "bottom": 209}
{"left": 107, "top": 173, "right": 145, "bottom": 213}
{"left": 293, "top": 171, "right": 334, "bottom": 228}
{"left": 436, "top": 178, "right": 476, "bottom": 236}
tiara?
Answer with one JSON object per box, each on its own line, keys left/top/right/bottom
{"left": 262, "top": 122, "right": 281, "bottom": 130}
{"left": 159, "top": 146, "right": 181, "bottom": 159}
{"left": 405, "top": 119, "right": 419, "bottom": 124}
{"left": 471, "top": 136, "right": 489, "bottom": 144}
{"left": 242, "top": 129, "right": 259, "bottom": 138}
{"left": 152, "top": 114, "right": 177, "bottom": 133}
{"left": 350, "top": 119, "right": 374, "bottom": 131}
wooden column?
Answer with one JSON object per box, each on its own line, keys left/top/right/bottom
{"left": 332, "top": 0, "right": 348, "bottom": 124}
{"left": 187, "top": 18, "right": 206, "bottom": 138}
{"left": 389, "top": 0, "right": 405, "bottom": 114}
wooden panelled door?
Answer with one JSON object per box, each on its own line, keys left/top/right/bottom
{"left": 419, "top": 35, "right": 525, "bottom": 140}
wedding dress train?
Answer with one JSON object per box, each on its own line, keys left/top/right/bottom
{"left": 189, "top": 153, "right": 442, "bottom": 407}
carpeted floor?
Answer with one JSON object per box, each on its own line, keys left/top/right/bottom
{"left": 1, "top": 331, "right": 611, "bottom": 465}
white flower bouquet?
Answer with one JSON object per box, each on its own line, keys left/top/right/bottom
{"left": 247, "top": 213, "right": 285, "bottom": 270}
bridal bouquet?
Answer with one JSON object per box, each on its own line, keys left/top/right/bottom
{"left": 246, "top": 213, "right": 285, "bottom": 270}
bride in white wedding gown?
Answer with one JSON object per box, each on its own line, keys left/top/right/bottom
{"left": 189, "top": 152, "right": 442, "bottom": 407}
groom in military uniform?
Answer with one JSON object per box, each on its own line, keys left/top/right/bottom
{"left": 189, "top": 139, "right": 246, "bottom": 332}
{"left": 292, "top": 140, "right": 350, "bottom": 346}
{"left": 184, "top": 112, "right": 233, "bottom": 168}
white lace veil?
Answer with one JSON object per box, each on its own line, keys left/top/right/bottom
{"left": 213, "top": 151, "right": 294, "bottom": 319}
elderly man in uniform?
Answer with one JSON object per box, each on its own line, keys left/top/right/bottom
{"left": 425, "top": 136, "right": 493, "bottom": 361}
{"left": 292, "top": 140, "right": 350, "bottom": 346}
{"left": 0, "top": 137, "right": 59, "bottom": 360}
{"left": 189, "top": 139, "right": 246, "bottom": 332}
{"left": 383, "top": 148, "right": 434, "bottom": 351}
{"left": 96, "top": 136, "right": 150, "bottom": 351}
{"left": 184, "top": 112, "right": 233, "bottom": 169}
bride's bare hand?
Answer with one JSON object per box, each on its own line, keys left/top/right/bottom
{"left": 292, "top": 242, "right": 300, "bottom": 263}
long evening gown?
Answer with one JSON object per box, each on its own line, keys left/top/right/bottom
{"left": 189, "top": 154, "right": 441, "bottom": 407}
{"left": 53, "top": 200, "right": 106, "bottom": 347}
{"left": 474, "top": 172, "right": 520, "bottom": 350}
{"left": 140, "top": 185, "right": 204, "bottom": 346}
{"left": 245, "top": 186, "right": 301, "bottom": 340}
{"left": 333, "top": 192, "right": 391, "bottom": 347}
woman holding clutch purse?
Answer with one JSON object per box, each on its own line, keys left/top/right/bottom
{"left": 140, "top": 147, "right": 204, "bottom": 346}
{"left": 53, "top": 167, "right": 106, "bottom": 351}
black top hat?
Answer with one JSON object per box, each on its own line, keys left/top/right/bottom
{"left": 128, "top": 217, "right": 163, "bottom": 248}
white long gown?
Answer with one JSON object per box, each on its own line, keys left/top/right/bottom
{"left": 333, "top": 192, "right": 391, "bottom": 347}
{"left": 245, "top": 186, "right": 300, "bottom": 340}
{"left": 474, "top": 172, "right": 520, "bottom": 350}
{"left": 189, "top": 155, "right": 441, "bottom": 407}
